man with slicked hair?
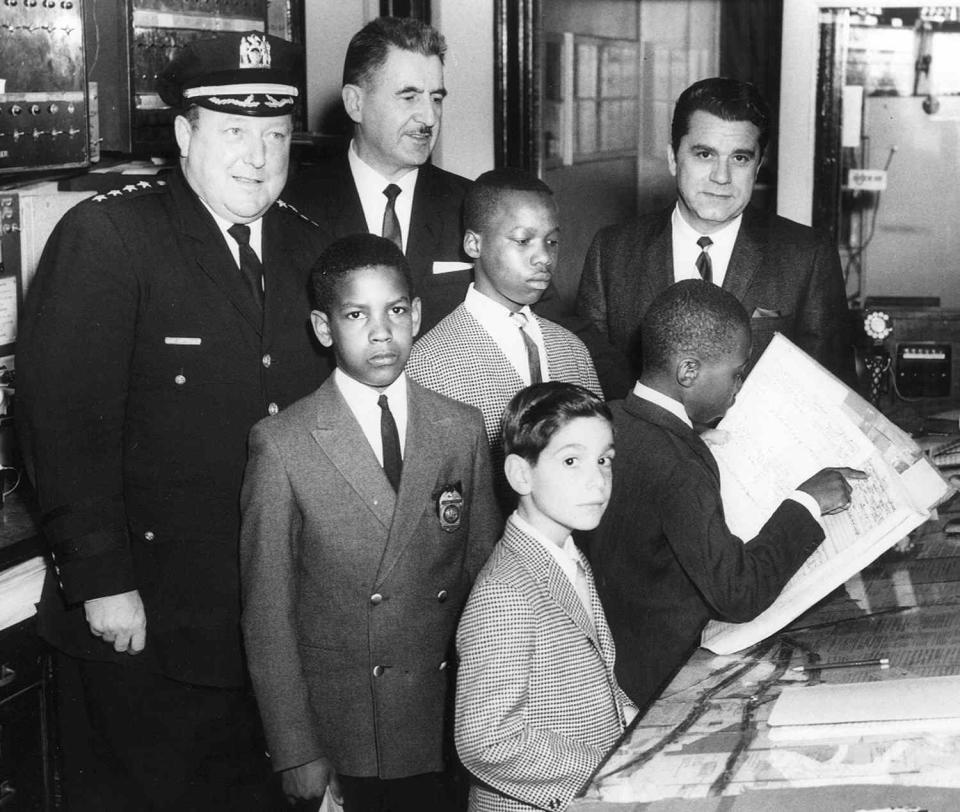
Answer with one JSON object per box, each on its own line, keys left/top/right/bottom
{"left": 577, "top": 77, "right": 854, "bottom": 385}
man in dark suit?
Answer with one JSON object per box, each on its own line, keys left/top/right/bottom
{"left": 577, "top": 77, "right": 855, "bottom": 386}
{"left": 17, "top": 33, "right": 330, "bottom": 810}
{"left": 283, "top": 17, "right": 472, "bottom": 335}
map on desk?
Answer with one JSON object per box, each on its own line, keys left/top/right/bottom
{"left": 700, "top": 333, "right": 954, "bottom": 655}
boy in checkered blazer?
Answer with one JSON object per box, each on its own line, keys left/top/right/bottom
{"left": 454, "top": 382, "right": 637, "bottom": 812}
{"left": 405, "top": 169, "right": 600, "bottom": 513}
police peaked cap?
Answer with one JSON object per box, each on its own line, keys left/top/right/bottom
{"left": 158, "top": 31, "right": 301, "bottom": 116}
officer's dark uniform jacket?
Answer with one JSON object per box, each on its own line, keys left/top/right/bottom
{"left": 17, "top": 167, "right": 332, "bottom": 688}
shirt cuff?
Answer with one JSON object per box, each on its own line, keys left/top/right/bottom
{"left": 787, "top": 489, "right": 822, "bottom": 523}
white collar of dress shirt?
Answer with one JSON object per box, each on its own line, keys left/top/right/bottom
{"left": 464, "top": 282, "right": 535, "bottom": 327}
{"left": 633, "top": 380, "right": 693, "bottom": 429}
{"left": 348, "top": 140, "right": 419, "bottom": 244}
{"left": 463, "top": 284, "right": 546, "bottom": 383}
{"left": 334, "top": 367, "right": 409, "bottom": 458}
{"left": 672, "top": 203, "right": 742, "bottom": 248}
{"left": 671, "top": 204, "right": 741, "bottom": 287}
{"left": 203, "top": 202, "right": 264, "bottom": 263}
{"left": 510, "top": 510, "right": 582, "bottom": 579}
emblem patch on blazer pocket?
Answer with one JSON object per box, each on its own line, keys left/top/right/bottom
{"left": 434, "top": 481, "right": 463, "bottom": 533}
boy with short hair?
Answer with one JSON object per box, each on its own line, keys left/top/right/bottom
{"left": 455, "top": 382, "right": 637, "bottom": 812}
{"left": 240, "top": 233, "right": 499, "bottom": 811}
{"left": 406, "top": 168, "right": 600, "bottom": 510}
{"left": 588, "top": 279, "right": 865, "bottom": 711}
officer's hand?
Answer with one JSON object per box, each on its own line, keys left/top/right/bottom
{"left": 281, "top": 757, "right": 342, "bottom": 805}
{"left": 83, "top": 589, "right": 147, "bottom": 654}
{"left": 797, "top": 467, "right": 868, "bottom": 515}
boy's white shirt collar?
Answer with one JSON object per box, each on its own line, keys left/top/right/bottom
{"left": 463, "top": 283, "right": 547, "bottom": 385}
{"left": 633, "top": 381, "right": 692, "bottom": 429}
{"left": 510, "top": 510, "right": 582, "bottom": 581}
{"left": 348, "top": 139, "right": 418, "bottom": 252}
{"left": 334, "top": 368, "right": 409, "bottom": 463}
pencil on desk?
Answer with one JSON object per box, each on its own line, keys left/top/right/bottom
{"left": 792, "top": 657, "right": 890, "bottom": 672}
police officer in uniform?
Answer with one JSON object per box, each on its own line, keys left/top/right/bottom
{"left": 17, "top": 31, "right": 331, "bottom": 810}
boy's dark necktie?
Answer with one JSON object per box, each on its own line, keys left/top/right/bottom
{"left": 382, "top": 184, "right": 403, "bottom": 249}
{"left": 696, "top": 235, "right": 713, "bottom": 283}
{"left": 510, "top": 311, "right": 542, "bottom": 384}
{"left": 378, "top": 393, "right": 403, "bottom": 491}
{"left": 227, "top": 223, "right": 264, "bottom": 307}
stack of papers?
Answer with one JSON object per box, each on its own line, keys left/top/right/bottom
{"left": 0, "top": 555, "right": 45, "bottom": 631}
{"left": 700, "top": 334, "right": 953, "bottom": 655}
{"left": 768, "top": 675, "right": 960, "bottom": 741}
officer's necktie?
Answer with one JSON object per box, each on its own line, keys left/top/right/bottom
{"left": 227, "top": 223, "right": 264, "bottom": 307}
{"left": 381, "top": 184, "right": 403, "bottom": 250}
{"left": 378, "top": 394, "right": 403, "bottom": 492}
{"left": 696, "top": 235, "right": 713, "bottom": 283}
{"left": 510, "top": 311, "right": 542, "bottom": 384}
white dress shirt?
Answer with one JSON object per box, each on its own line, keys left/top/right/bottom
{"left": 203, "top": 202, "right": 264, "bottom": 267}
{"left": 348, "top": 140, "right": 418, "bottom": 253}
{"left": 334, "top": 368, "right": 409, "bottom": 464}
{"left": 463, "top": 284, "right": 549, "bottom": 385}
{"left": 632, "top": 381, "right": 821, "bottom": 522}
{"left": 671, "top": 205, "right": 741, "bottom": 287}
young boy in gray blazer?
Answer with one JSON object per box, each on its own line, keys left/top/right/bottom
{"left": 240, "top": 234, "right": 499, "bottom": 811}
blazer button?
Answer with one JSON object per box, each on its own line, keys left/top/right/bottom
{"left": 144, "top": 531, "right": 155, "bottom": 542}
{"left": 370, "top": 593, "right": 383, "bottom": 605}
{"left": 262, "top": 353, "right": 272, "bottom": 368}
{"left": 438, "top": 660, "right": 448, "bottom": 671}
{"left": 174, "top": 374, "right": 186, "bottom": 385}
{"left": 372, "top": 665, "right": 384, "bottom": 678}
{"left": 436, "top": 589, "right": 448, "bottom": 602}
{"left": 267, "top": 402, "right": 279, "bottom": 416}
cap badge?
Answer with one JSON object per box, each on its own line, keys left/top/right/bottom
{"left": 239, "top": 34, "right": 271, "bottom": 69}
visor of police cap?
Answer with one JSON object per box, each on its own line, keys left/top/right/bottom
{"left": 157, "top": 31, "right": 301, "bottom": 117}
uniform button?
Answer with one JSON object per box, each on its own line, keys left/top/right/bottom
{"left": 144, "top": 531, "right": 155, "bottom": 541}
{"left": 436, "top": 590, "right": 448, "bottom": 602}
{"left": 372, "top": 665, "right": 384, "bottom": 678}
{"left": 438, "top": 660, "right": 448, "bottom": 671}
{"left": 267, "top": 402, "right": 279, "bottom": 416}
{"left": 370, "top": 593, "right": 383, "bottom": 605}
{"left": 261, "top": 353, "right": 272, "bottom": 368}
{"left": 174, "top": 374, "right": 186, "bottom": 385}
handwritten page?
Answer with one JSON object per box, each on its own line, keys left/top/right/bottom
{"left": 701, "top": 334, "right": 951, "bottom": 655}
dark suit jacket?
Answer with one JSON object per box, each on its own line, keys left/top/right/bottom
{"left": 586, "top": 394, "right": 825, "bottom": 710}
{"left": 240, "top": 375, "right": 499, "bottom": 778}
{"left": 284, "top": 153, "right": 472, "bottom": 334}
{"left": 577, "top": 205, "right": 855, "bottom": 385}
{"left": 18, "top": 168, "right": 331, "bottom": 688}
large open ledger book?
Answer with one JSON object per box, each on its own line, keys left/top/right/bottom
{"left": 700, "top": 334, "right": 953, "bottom": 655}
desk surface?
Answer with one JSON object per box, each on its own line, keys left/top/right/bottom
{"left": 574, "top": 492, "right": 960, "bottom": 811}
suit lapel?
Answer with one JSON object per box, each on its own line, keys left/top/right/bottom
{"left": 723, "top": 207, "right": 763, "bottom": 303}
{"left": 171, "top": 171, "right": 264, "bottom": 335}
{"left": 406, "top": 165, "right": 445, "bottom": 281}
{"left": 310, "top": 379, "right": 396, "bottom": 529}
{"left": 622, "top": 393, "right": 720, "bottom": 485}
{"left": 261, "top": 202, "right": 306, "bottom": 346}
{"left": 503, "top": 521, "right": 600, "bottom": 646}
{"left": 629, "top": 208, "right": 674, "bottom": 316}
{"left": 374, "top": 382, "right": 445, "bottom": 586}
